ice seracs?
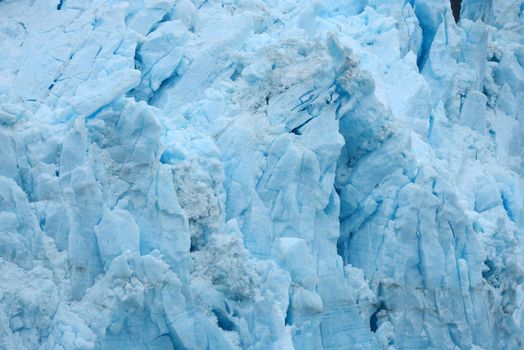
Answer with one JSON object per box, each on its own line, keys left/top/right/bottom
{"left": 0, "top": 0, "right": 523, "bottom": 349}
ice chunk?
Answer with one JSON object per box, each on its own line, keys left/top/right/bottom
{"left": 94, "top": 209, "right": 140, "bottom": 269}
{"left": 71, "top": 69, "right": 141, "bottom": 117}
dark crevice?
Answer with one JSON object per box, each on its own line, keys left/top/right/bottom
{"left": 230, "top": 64, "right": 244, "bottom": 81}
{"left": 285, "top": 299, "right": 293, "bottom": 326}
{"left": 370, "top": 302, "right": 387, "bottom": 333}
{"left": 147, "top": 334, "right": 173, "bottom": 347}
{"left": 336, "top": 231, "right": 353, "bottom": 265}
{"left": 48, "top": 77, "right": 59, "bottom": 91}
{"left": 18, "top": 22, "right": 27, "bottom": 33}
{"left": 450, "top": 0, "right": 462, "bottom": 22}
{"left": 501, "top": 192, "right": 515, "bottom": 222}
{"left": 414, "top": 4, "right": 447, "bottom": 71}
{"left": 147, "top": 73, "right": 180, "bottom": 106}
{"left": 416, "top": 29, "right": 435, "bottom": 71}
{"left": 39, "top": 216, "right": 46, "bottom": 231}
{"left": 57, "top": 0, "right": 64, "bottom": 10}
{"left": 482, "top": 259, "right": 495, "bottom": 279}
{"left": 146, "top": 12, "right": 172, "bottom": 36}
{"left": 212, "top": 308, "right": 235, "bottom": 332}
{"left": 289, "top": 116, "right": 315, "bottom": 135}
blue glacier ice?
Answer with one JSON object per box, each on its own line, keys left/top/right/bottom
{"left": 0, "top": 0, "right": 523, "bottom": 349}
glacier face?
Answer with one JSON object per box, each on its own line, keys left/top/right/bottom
{"left": 0, "top": 0, "right": 523, "bottom": 349}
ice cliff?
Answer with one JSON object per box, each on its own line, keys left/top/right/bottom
{"left": 0, "top": 0, "right": 523, "bottom": 349}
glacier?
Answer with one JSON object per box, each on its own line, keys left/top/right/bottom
{"left": 0, "top": 0, "right": 523, "bottom": 349}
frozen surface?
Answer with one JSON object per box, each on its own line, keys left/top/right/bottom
{"left": 0, "top": 0, "right": 523, "bottom": 349}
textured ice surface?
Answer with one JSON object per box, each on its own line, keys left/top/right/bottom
{"left": 0, "top": 0, "right": 523, "bottom": 349}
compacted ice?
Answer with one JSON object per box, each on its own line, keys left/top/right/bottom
{"left": 0, "top": 0, "right": 523, "bottom": 349}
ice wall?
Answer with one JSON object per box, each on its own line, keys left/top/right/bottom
{"left": 0, "top": 0, "right": 523, "bottom": 349}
